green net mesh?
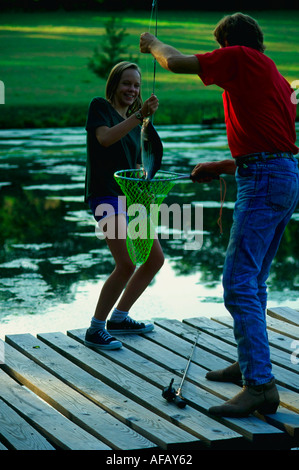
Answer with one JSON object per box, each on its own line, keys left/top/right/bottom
{"left": 114, "top": 169, "right": 182, "bottom": 264}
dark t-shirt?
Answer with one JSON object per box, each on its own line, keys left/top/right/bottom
{"left": 85, "top": 97, "right": 141, "bottom": 201}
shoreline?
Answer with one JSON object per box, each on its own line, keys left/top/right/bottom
{"left": 0, "top": 101, "right": 226, "bottom": 129}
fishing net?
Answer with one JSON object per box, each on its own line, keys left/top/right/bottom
{"left": 114, "top": 169, "right": 186, "bottom": 264}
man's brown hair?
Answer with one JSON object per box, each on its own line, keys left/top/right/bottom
{"left": 214, "top": 13, "right": 265, "bottom": 53}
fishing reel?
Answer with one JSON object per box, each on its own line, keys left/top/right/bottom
{"left": 162, "top": 378, "right": 187, "bottom": 409}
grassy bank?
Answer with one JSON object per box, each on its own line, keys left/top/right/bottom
{"left": 1, "top": 10, "right": 298, "bottom": 128}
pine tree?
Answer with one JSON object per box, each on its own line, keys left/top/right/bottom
{"left": 88, "top": 17, "right": 137, "bottom": 79}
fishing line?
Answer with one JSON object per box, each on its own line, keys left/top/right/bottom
{"left": 151, "top": 0, "right": 158, "bottom": 96}
{"left": 145, "top": 0, "right": 158, "bottom": 119}
{"left": 125, "top": 2, "right": 225, "bottom": 259}
{"left": 143, "top": 2, "right": 227, "bottom": 234}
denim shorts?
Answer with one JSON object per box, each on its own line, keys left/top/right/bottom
{"left": 88, "top": 196, "right": 127, "bottom": 222}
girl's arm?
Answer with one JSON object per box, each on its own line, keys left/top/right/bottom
{"left": 96, "top": 95, "right": 158, "bottom": 147}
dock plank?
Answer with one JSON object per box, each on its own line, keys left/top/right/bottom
{"left": 267, "top": 306, "right": 299, "bottom": 326}
{"left": 1, "top": 338, "right": 154, "bottom": 450}
{"left": 0, "top": 306, "right": 298, "bottom": 451}
{"left": 210, "top": 316, "right": 297, "bottom": 366}
{"left": 145, "top": 321, "right": 235, "bottom": 372}
{"left": 6, "top": 333, "right": 200, "bottom": 451}
{"left": 162, "top": 317, "right": 299, "bottom": 413}
{"left": 43, "top": 330, "right": 243, "bottom": 450}
{"left": 0, "top": 369, "right": 109, "bottom": 450}
{"left": 155, "top": 318, "right": 298, "bottom": 397}
{"left": 67, "top": 328, "right": 290, "bottom": 447}
{"left": 122, "top": 321, "right": 299, "bottom": 441}
{"left": 265, "top": 316, "right": 299, "bottom": 340}
{"left": 0, "top": 397, "right": 54, "bottom": 450}
{"left": 182, "top": 317, "right": 299, "bottom": 392}
{"left": 137, "top": 322, "right": 233, "bottom": 373}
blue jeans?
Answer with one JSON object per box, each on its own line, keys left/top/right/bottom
{"left": 223, "top": 155, "right": 299, "bottom": 385}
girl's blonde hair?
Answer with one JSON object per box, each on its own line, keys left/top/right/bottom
{"left": 105, "top": 61, "right": 143, "bottom": 116}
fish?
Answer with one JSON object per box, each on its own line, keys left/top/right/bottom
{"left": 140, "top": 117, "right": 163, "bottom": 180}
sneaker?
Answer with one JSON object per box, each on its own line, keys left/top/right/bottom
{"left": 84, "top": 328, "right": 122, "bottom": 350}
{"left": 107, "top": 316, "right": 154, "bottom": 335}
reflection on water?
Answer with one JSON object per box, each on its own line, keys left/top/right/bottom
{"left": 0, "top": 125, "right": 298, "bottom": 337}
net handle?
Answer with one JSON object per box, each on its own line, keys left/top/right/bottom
{"left": 114, "top": 169, "right": 191, "bottom": 182}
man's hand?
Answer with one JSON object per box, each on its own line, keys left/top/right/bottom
{"left": 191, "top": 162, "right": 221, "bottom": 183}
{"left": 191, "top": 160, "right": 237, "bottom": 182}
{"left": 140, "top": 33, "right": 199, "bottom": 74}
{"left": 140, "top": 32, "right": 157, "bottom": 54}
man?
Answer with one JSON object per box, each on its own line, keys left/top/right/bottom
{"left": 140, "top": 13, "right": 299, "bottom": 417}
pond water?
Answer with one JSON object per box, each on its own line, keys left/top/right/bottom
{"left": 0, "top": 124, "right": 298, "bottom": 338}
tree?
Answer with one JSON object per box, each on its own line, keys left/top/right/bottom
{"left": 88, "top": 17, "right": 137, "bottom": 80}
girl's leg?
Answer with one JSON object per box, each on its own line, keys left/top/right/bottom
{"left": 93, "top": 214, "right": 136, "bottom": 321}
{"left": 85, "top": 214, "right": 135, "bottom": 349}
{"left": 88, "top": 215, "right": 164, "bottom": 343}
{"left": 116, "top": 237, "right": 164, "bottom": 312}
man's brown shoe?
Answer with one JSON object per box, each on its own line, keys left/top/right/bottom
{"left": 208, "top": 379, "right": 280, "bottom": 417}
{"left": 206, "top": 361, "right": 242, "bottom": 384}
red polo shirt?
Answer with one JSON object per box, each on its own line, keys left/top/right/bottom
{"left": 195, "top": 46, "right": 298, "bottom": 157}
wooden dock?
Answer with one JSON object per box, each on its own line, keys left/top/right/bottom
{"left": 0, "top": 306, "right": 298, "bottom": 451}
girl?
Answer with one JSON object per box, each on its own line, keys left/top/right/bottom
{"left": 84, "top": 61, "right": 164, "bottom": 350}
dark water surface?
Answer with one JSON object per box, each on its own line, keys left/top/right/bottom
{"left": 0, "top": 124, "right": 298, "bottom": 337}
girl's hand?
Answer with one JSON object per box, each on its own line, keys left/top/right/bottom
{"left": 141, "top": 94, "right": 159, "bottom": 118}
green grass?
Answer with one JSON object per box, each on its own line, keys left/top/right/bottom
{"left": 1, "top": 9, "right": 299, "bottom": 127}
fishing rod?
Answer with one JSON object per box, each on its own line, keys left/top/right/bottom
{"left": 150, "top": 170, "right": 220, "bottom": 182}
{"left": 142, "top": 2, "right": 226, "bottom": 234}
{"left": 162, "top": 330, "right": 200, "bottom": 408}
